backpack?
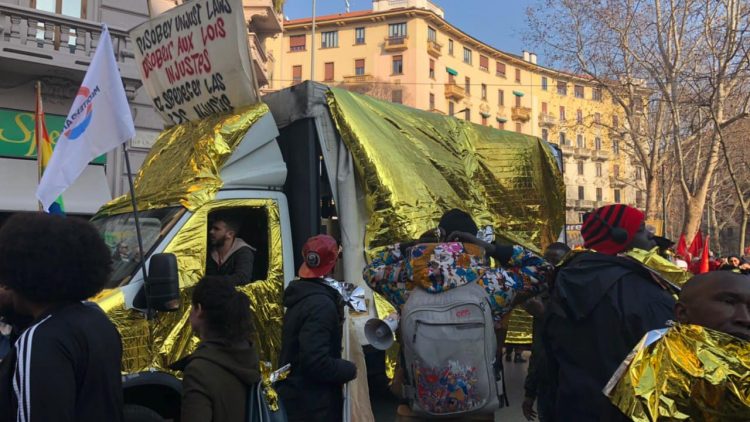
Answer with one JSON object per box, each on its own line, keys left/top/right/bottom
{"left": 401, "top": 282, "right": 502, "bottom": 418}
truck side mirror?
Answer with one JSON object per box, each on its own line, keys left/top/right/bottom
{"left": 145, "top": 253, "right": 181, "bottom": 312}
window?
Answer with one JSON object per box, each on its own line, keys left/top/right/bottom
{"left": 559, "top": 132, "right": 567, "bottom": 145}
{"left": 578, "top": 186, "right": 585, "bottom": 200}
{"left": 613, "top": 115, "right": 619, "bottom": 128}
{"left": 516, "top": 122, "right": 523, "bottom": 133}
{"left": 465, "top": 108, "right": 471, "bottom": 121}
{"left": 465, "top": 77, "right": 471, "bottom": 95}
{"left": 596, "top": 162, "right": 602, "bottom": 177}
{"left": 355, "top": 59, "right": 365, "bottom": 76}
{"left": 542, "top": 102, "right": 548, "bottom": 113}
{"left": 392, "top": 89, "right": 403, "bottom": 104}
{"left": 463, "top": 47, "right": 472, "bottom": 64}
{"left": 613, "top": 164, "right": 620, "bottom": 177}
{"left": 574, "top": 85, "right": 584, "bottom": 98}
{"left": 448, "top": 39, "right": 454, "bottom": 55}
{"left": 498, "top": 90, "right": 505, "bottom": 106}
{"left": 576, "top": 109, "right": 583, "bottom": 124}
{"left": 324, "top": 62, "right": 334, "bottom": 81}
{"left": 429, "top": 59, "right": 435, "bottom": 79}
{"left": 515, "top": 95, "right": 522, "bottom": 107}
{"left": 596, "top": 187, "right": 603, "bottom": 201}
{"left": 541, "top": 77, "right": 548, "bottom": 90}
{"left": 594, "top": 112, "right": 601, "bottom": 124}
{"left": 290, "top": 34, "right": 306, "bottom": 51}
{"left": 577, "top": 161, "right": 584, "bottom": 175}
{"left": 636, "top": 190, "right": 643, "bottom": 206}
{"left": 636, "top": 166, "right": 643, "bottom": 180}
{"left": 593, "top": 87, "right": 603, "bottom": 101}
{"left": 427, "top": 26, "right": 437, "bottom": 42}
{"left": 392, "top": 55, "right": 403, "bottom": 74}
{"left": 579, "top": 213, "right": 586, "bottom": 223}
{"left": 559, "top": 106, "right": 566, "bottom": 121}
{"left": 321, "top": 31, "right": 338, "bottom": 48}
{"left": 34, "top": 0, "right": 85, "bottom": 46}
{"left": 429, "top": 93, "right": 435, "bottom": 110}
{"left": 448, "top": 72, "right": 455, "bottom": 84}
{"left": 498, "top": 121, "right": 505, "bottom": 130}
{"left": 613, "top": 139, "right": 620, "bottom": 154}
{"left": 614, "top": 189, "right": 621, "bottom": 203}
{"left": 496, "top": 62, "right": 506, "bottom": 77}
{"left": 388, "top": 22, "right": 407, "bottom": 39}
{"left": 577, "top": 134, "right": 585, "bottom": 148}
{"left": 355, "top": 27, "right": 365, "bottom": 44}
{"left": 541, "top": 128, "right": 548, "bottom": 141}
{"left": 515, "top": 68, "right": 521, "bottom": 83}
{"left": 481, "top": 84, "right": 487, "bottom": 100}
{"left": 449, "top": 101, "right": 455, "bottom": 116}
{"left": 292, "top": 65, "right": 302, "bottom": 84}
{"left": 557, "top": 81, "right": 567, "bottom": 95}
{"left": 595, "top": 137, "right": 602, "bottom": 150}
{"left": 482, "top": 115, "right": 488, "bottom": 126}
{"left": 479, "top": 55, "right": 489, "bottom": 71}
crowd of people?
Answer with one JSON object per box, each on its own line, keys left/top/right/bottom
{"left": 0, "top": 204, "right": 748, "bottom": 421}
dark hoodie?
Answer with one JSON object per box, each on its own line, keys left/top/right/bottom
{"left": 543, "top": 251, "right": 675, "bottom": 422}
{"left": 277, "top": 278, "right": 357, "bottom": 422}
{"left": 171, "top": 340, "right": 260, "bottom": 422}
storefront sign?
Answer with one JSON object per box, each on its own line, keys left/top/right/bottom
{"left": 130, "top": 0, "right": 259, "bottom": 126}
{"left": 0, "top": 108, "right": 105, "bottom": 164}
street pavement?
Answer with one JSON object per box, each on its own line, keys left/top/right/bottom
{"left": 370, "top": 352, "right": 531, "bottom": 422}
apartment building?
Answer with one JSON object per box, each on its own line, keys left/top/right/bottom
{"left": 272, "top": 0, "right": 644, "bottom": 228}
{"left": 0, "top": 0, "right": 281, "bottom": 218}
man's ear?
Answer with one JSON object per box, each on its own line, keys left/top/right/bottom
{"left": 674, "top": 301, "right": 689, "bottom": 324}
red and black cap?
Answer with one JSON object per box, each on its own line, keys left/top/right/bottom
{"left": 581, "top": 204, "right": 645, "bottom": 255}
{"left": 298, "top": 235, "right": 339, "bottom": 278}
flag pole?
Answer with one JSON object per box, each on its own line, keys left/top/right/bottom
{"left": 35, "top": 81, "right": 43, "bottom": 212}
{"left": 122, "top": 143, "right": 148, "bottom": 283}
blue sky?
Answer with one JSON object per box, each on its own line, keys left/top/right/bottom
{"left": 282, "top": 0, "right": 537, "bottom": 61}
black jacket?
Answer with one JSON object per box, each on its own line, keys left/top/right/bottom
{"left": 277, "top": 279, "right": 357, "bottom": 422}
{"left": 206, "top": 241, "right": 255, "bottom": 286}
{"left": 171, "top": 340, "right": 260, "bottom": 422}
{"left": 543, "top": 252, "right": 675, "bottom": 422}
{"left": 0, "top": 302, "right": 123, "bottom": 422}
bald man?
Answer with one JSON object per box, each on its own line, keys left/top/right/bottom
{"left": 675, "top": 271, "right": 750, "bottom": 340}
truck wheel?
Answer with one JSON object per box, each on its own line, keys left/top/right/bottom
{"left": 123, "top": 404, "right": 165, "bottom": 422}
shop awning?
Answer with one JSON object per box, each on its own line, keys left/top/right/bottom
{"left": 0, "top": 158, "right": 111, "bottom": 214}
{"left": 446, "top": 67, "right": 458, "bottom": 76}
{"left": 513, "top": 90, "right": 525, "bottom": 97}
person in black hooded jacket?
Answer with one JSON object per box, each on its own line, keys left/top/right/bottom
{"left": 277, "top": 235, "right": 357, "bottom": 422}
{"left": 543, "top": 204, "right": 677, "bottom": 422}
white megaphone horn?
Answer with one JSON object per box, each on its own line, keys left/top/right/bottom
{"left": 364, "top": 313, "right": 399, "bottom": 350}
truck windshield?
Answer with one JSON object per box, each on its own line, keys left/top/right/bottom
{"left": 91, "top": 208, "right": 185, "bottom": 288}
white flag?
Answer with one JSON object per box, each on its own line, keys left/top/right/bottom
{"left": 36, "top": 25, "right": 135, "bottom": 211}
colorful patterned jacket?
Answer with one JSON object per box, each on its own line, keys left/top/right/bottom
{"left": 363, "top": 242, "right": 552, "bottom": 320}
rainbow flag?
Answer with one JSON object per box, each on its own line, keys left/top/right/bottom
{"left": 35, "top": 82, "right": 65, "bottom": 215}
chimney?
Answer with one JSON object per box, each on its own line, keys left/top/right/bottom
{"left": 530, "top": 53, "right": 537, "bottom": 64}
{"left": 523, "top": 50, "right": 530, "bottom": 62}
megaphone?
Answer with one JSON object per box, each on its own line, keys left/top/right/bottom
{"left": 364, "top": 313, "right": 399, "bottom": 350}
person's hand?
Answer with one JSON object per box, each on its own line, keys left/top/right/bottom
{"left": 522, "top": 297, "right": 545, "bottom": 318}
{"left": 522, "top": 396, "right": 537, "bottom": 421}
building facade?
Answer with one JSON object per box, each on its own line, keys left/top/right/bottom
{"left": 0, "top": 0, "right": 281, "bottom": 218}
{"left": 271, "top": 0, "right": 644, "bottom": 231}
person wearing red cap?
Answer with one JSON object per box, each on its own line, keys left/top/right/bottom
{"left": 277, "top": 235, "right": 356, "bottom": 422}
{"left": 542, "top": 204, "right": 677, "bottom": 421}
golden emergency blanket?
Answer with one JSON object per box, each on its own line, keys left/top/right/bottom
{"left": 606, "top": 324, "right": 750, "bottom": 421}
{"left": 625, "top": 247, "right": 692, "bottom": 286}
{"left": 504, "top": 309, "right": 534, "bottom": 345}
{"left": 97, "top": 102, "right": 269, "bottom": 216}
{"left": 326, "top": 88, "right": 565, "bottom": 254}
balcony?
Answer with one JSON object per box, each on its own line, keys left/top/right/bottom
{"left": 574, "top": 147, "right": 592, "bottom": 159}
{"left": 511, "top": 106, "right": 531, "bottom": 122}
{"left": 591, "top": 150, "right": 611, "bottom": 161}
{"left": 444, "top": 82, "right": 466, "bottom": 101}
{"left": 560, "top": 143, "right": 575, "bottom": 157}
{"left": 576, "top": 199, "right": 595, "bottom": 209}
{"left": 384, "top": 36, "right": 409, "bottom": 51}
{"left": 566, "top": 198, "right": 578, "bottom": 208}
{"left": 610, "top": 176, "right": 626, "bottom": 187}
{"left": 427, "top": 39, "right": 442, "bottom": 57}
{"left": 342, "top": 74, "right": 375, "bottom": 89}
{"left": 249, "top": 33, "right": 274, "bottom": 87}
{"left": 539, "top": 112, "right": 557, "bottom": 127}
{"left": 243, "top": 0, "right": 283, "bottom": 34}
{"left": 0, "top": 4, "right": 140, "bottom": 96}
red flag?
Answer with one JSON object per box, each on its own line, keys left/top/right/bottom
{"left": 697, "top": 236, "right": 710, "bottom": 274}
{"left": 676, "top": 234, "right": 689, "bottom": 260}
{"left": 688, "top": 230, "right": 703, "bottom": 259}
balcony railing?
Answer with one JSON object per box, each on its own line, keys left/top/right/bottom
{"left": 576, "top": 199, "right": 595, "bottom": 209}
{"left": 591, "top": 150, "right": 611, "bottom": 161}
{"left": 574, "top": 147, "right": 592, "bottom": 158}
{"left": 427, "top": 39, "right": 442, "bottom": 57}
{"left": 343, "top": 74, "right": 374, "bottom": 85}
{"left": 511, "top": 106, "right": 531, "bottom": 122}
{"left": 560, "top": 143, "right": 575, "bottom": 156}
{"left": 248, "top": 33, "right": 273, "bottom": 87}
{"left": 610, "top": 176, "right": 626, "bottom": 187}
{"left": 444, "top": 82, "right": 466, "bottom": 100}
{"left": 384, "top": 36, "right": 408, "bottom": 51}
{"left": 539, "top": 112, "right": 557, "bottom": 127}
{"left": 244, "top": 0, "right": 283, "bottom": 34}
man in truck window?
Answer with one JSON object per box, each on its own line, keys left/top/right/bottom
{"left": 0, "top": 213, "right": 123, "bottom": 422}
{"left": 206, "top": 212, "right": 256, "bottom": 285}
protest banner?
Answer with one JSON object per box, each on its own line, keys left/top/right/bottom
{"left": 130, "top": 0, "right": 259, "bottom": 125}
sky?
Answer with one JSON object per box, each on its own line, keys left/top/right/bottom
{"left": 282, "top": 0, "right": 539, "bottom": 62}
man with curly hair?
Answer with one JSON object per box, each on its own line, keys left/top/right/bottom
{"left": 0, "top": 213, "right": 123, "bottom": 422}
